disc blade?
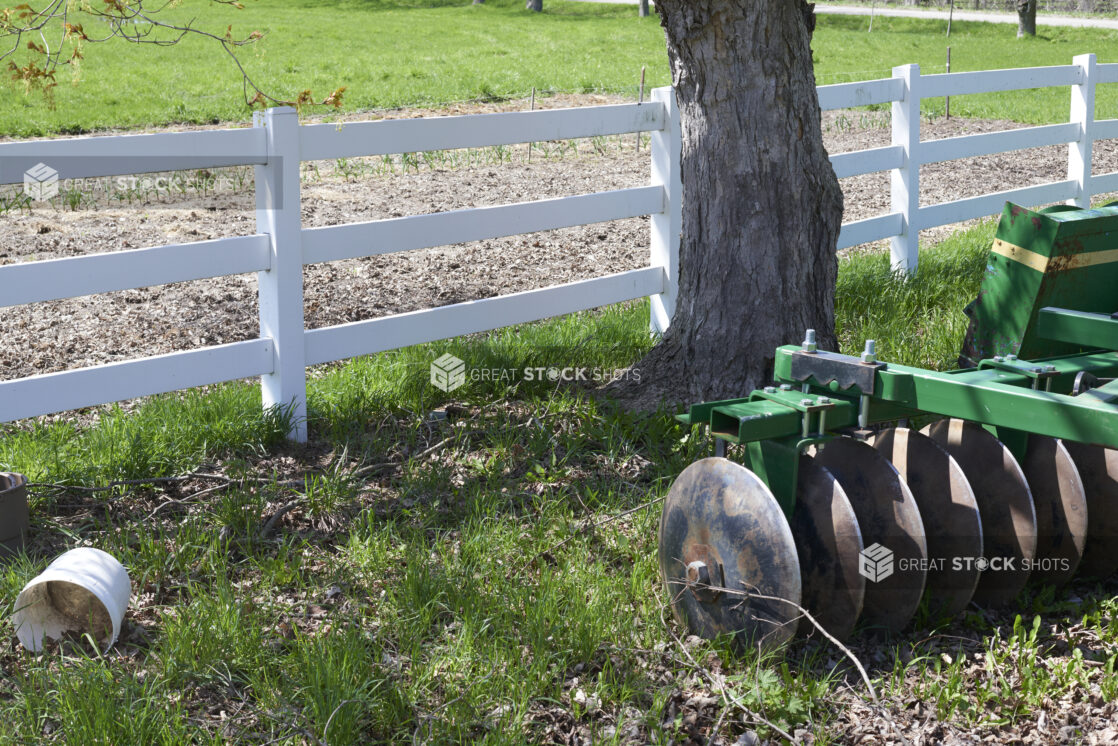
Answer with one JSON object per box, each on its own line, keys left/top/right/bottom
{"left": 923, "top": 419, "right": 1036, "bottom": 606}
{"left": 659, "top": 457, "right": 802, "bottom": 651}
{"left": 872, "top": 427, "right": 982, "bottom": 619}
{"left": 1021, "top": 436, "right": 1087, "bottom": 585}
{"left": 790, "top": 456, "right": 865, "bottom": 641}
{"left": 1061, "top": 442, "right": 1118, "bottom": 578}
{"left": 813, "top": 438, "right": 927, "bottom": 635}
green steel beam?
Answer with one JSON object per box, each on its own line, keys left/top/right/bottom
{"left": 1036, "top": 307, "right": 1118, "bottom": 350}
{"left": 771, "top": 345, "right": 1118, "bottom": 449}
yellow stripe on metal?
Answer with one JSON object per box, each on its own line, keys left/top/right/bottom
{"left": 990, "top": 239, "right": 1048, "bottom": 273}
{"left": 991, "top": 239, "right": 1118, "bottom": 273}
{"left": 1057, "top": 247, "right": 1118, "bottom": 270}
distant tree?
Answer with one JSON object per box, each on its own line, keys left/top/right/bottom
{"left": 1017, "top": 0, "right": 1037, "bottom": 36}
{"left": 639, "top": 0, "right": 649, "bottom": 17}
{"left": 526, "top": 0, "right": 541, "bottom": 10}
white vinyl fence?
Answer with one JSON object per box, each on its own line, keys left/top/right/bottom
{"left": 824, "top": 53, "right": 1117, "bottom": 268}
{"left": 0, "top": 54, "right": 1115, "bottom": 439}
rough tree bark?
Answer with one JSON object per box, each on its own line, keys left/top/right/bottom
{"left": 613, "top": 0, "right": 842, "bottom": 408}
{"left": 1017, "top": 0, "right": 1037, "bottom": 36}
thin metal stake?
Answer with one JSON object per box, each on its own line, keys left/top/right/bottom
{"left": 528, "top": 87, "right": 536, "bottom": 164}
{"left": 946, "top": 47, "right": 951, "bottom": 119}
{"left": 636, "top": 66, "right": 646, "bottom": 153}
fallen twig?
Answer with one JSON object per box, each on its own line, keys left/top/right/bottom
{"left": 710, "top": 583, "right": 879, "bottom": 706}
{"left": 260, "top": 498, "right": 305, "bottom": 538}
{"left": 657, "top": 599, "right": 799, "bottom": 744}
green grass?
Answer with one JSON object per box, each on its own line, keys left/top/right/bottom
{"left": 8, "top": 229, "right": 1105, "bottom": 744}
{"left": 835, "top": 221, "right": 994, "bottom": 369}
{"left": 5, "top": 2, "right": 1118, "bottom": 136}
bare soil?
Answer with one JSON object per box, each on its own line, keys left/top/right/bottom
{"left": 2, "top": 95, "right": 1116, "bottom": 387}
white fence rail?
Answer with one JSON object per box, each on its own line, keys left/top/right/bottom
{"left": 2, "top": 55, "right": 1117, "bottom": 438}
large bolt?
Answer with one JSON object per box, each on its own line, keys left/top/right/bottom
{"left": 764, "top": 386, "right": 777, "bottom": 394}
{"left": 686, "top": 560, "right": 710, "bottom": 586}
{"left": 684, "top": 559, "right": 723, "bottom": 602}
{"left": 861, "top": 339, "right": 876, "bottom": 364}
{"left": 779, "top": 384, "right": 793, "bottom": 391}
{"left": 802, "top": 329, "right": 818, "bottom": 353}
{"left": 1006, "top": 354, "right": 1018, "bottom": 361}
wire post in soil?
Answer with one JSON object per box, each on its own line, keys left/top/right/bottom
{"left": 636, "top": 67, "right": 646, "bottom": 154}
{"left": 946, "top": 47, "right": 951, "bottom": 119}
{"left": 528, "top": 87, "right": 535, "bottom": 164}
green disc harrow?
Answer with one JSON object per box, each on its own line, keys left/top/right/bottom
{"left": 660, "top": 201, "right": 1118, "bottom": 649}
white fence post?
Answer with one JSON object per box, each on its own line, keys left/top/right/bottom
{"left": 891, "top": 64, "right": 921, "bottom": 273}
{"left": 254, "top": 106, "right": 308, "bottom": 442}
{"left": 649, "top": 86, "right": 682, "bottom": 335}
{"left": 1067, "top": 53, "right": 1096, "bottom": 208}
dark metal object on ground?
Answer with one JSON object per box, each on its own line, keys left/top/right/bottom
{"left": 0, "top": 472, "right": 28, "bottom": 558}
{"left": 659, "top": 201, "right": 1118, "bottom": 649}
{"left": 658, "top": 458, "right": 802, "bottom": 651}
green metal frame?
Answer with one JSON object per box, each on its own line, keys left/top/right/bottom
{"left": 679, "top": 336, "right": 1118, "bottom": 517}
{"left": 677, "top": 202, "right": 1118, "bottom": 517}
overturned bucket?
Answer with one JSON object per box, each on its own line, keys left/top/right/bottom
{"left": 0, "top": 473, "right": 29, "bottom": 559}
{"left": 13, "top": 548, "right": 131, "bottom": 652}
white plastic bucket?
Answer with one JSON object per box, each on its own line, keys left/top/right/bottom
{"left": 12, "top": 548, "right": 131, "bottom": 652}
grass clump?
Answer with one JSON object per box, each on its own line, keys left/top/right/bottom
{"left": 836, "top": 222, "right": 994, "bottom": 370}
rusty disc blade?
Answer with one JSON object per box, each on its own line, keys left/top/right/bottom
{"left": 923, "top": 419, "right": 1036, "bottom": 606}
{"left": 872, "top": 427, "right": 982, "bottom": 619}
{"left": 1021, "top": 436, "right": 1087, "bottom": 586}
{"left": 790, "top": 455, "right": 865, "bottom": 641}
{"left": 1061, "top": 442, "right": 1118, "bottom": 578}
{"left": 813, "top": 438, "right": 927, "bottom": 635}
{"left": 659, "top": 457, "right": 802, "bottom": 651}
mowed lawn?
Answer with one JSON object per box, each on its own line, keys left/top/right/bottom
{"left": 4, "top": 1, "right": 1118, "bottom": 136}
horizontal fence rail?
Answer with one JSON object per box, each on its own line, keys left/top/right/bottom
{"left": 305, "top": 268, "right": 665, "bottom": 366}
{"left": 0, "top": 235, "right": 272, "bottom": 308}
{"left": 299, "top": 102, "right": 666, "bottom": 161}
{"left": 0, "top": 128, "right": 267, "bottom": 184}
{"left": 301, "top": 186, "right": 664, "bottom": 265}
{"left": 0, "top": 340, "right": 274, "bottom": 423}
{"left": 5, "top": 55, "right": 1118, "bottom": 438}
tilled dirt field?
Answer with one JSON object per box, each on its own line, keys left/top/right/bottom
{"left": 2, "top": 96, "right": 1116, "bottom": 384}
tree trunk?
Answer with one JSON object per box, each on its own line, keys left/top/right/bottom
{"left": 639, "top": 0, "right": 650, "bottom": 17}
{"left": 613, "top": 0, "right": 842, "bottom": 408}
{"left": 526, "top": 0, "right": 542, "bottom": 11}
{"left": 1017, "top": 0, "right": 1037, "bottom": 36}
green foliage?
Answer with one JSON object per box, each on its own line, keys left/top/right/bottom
{"left": 836, "top": 222, "right": 994, "bottom": 370}
{"left": 7, "top": 3, "right": 1118, "bottom": 136}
